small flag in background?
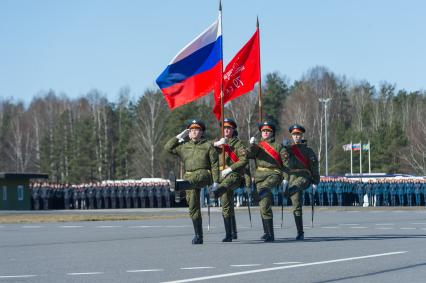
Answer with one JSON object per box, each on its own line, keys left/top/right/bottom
{"left": 342, "top": 144, "right": 352, "bottom": 151}
{"left": 352, "top": 143, "right": 361, "bottom": 151}
{"left": 362, "top": 143, "right": 370, "bottom": 151}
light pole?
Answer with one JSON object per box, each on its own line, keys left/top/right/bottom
{"left": 319, "top": 98, "right": 332, "bottom": 176}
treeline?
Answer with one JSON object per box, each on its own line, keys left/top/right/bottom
{"left": 1, "top": 66, "right": 425, "bottom": 182}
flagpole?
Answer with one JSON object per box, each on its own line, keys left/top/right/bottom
{"left": 368, "top": 140, "right": 371, "bottom": 174}
{"left": 359, "top": 140, "right": 362, "bottom": 175}
{"left": 219, "top": 1, "right": 226, "bottom": 170}
{"left": 256, "top": 16, "right": 263, "bottom": 122}
{"left": 350, "top": 141, "right": 353, "bottom": 175}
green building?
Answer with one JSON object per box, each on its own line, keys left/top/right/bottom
{"left": 0, "top": 173, "right": 48, "bottom": 210}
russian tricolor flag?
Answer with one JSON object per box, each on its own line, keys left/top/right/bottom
{"left": 156, "top": 14, "right": 223, "bottom": 109}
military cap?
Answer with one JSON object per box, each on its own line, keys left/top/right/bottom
{"left": 222, "top": 118, "right": 237, "bottom": 129}
{"left": 258, "top": 121, "right": 275, "bottom": 132}
{"left": 289, "top": 124, "right": 305, "bottom": 134}
{"left": 186, "top": 119, "right": 206, "bottom": 131}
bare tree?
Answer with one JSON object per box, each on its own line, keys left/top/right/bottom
{"left": 226, "top": 89, "right": 258, "bottom": 143}
{"left": 134, "top": 90, "right": 169, "bottom": 177}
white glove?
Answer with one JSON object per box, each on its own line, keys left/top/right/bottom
{"left": 312, "top": 184, "right": 317, "bottom": 192}
{"left": 282, "top": 180, "right": 289, "bottom": 189}
{"left": 212, "top": 182, "right": 219, "bottom": 190}
{"left": 221, "top": 167, "right": 232, "bottom": 178}
{"left": 249, "top": 137, "right": 257, "bottom": 144}
{"left": 176, "top": 129, "right": 189, "bottom": 142}
{"left": 214, "top": 138, "right": 227, "bottom": 147}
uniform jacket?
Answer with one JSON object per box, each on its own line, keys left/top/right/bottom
{"left": 283, "top": 140, "right": 320, "bottom": 186}
{"left": 165, "top": 136, "right": 219, "bottom": 183}
{"left": 217, "top": 137, "right": 248, "bottom": 175}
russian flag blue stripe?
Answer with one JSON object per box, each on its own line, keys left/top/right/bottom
{"left": 156, "top": 36, "right": 222, "bottom": 89}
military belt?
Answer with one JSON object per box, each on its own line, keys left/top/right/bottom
{"left": 256, "top": 166, "right": 282, "bottom": 175}
{"left": 290, "top": 168, "right": 312, "bottom": 176}
{"left": 185, "top": 169, "right": 211, "bottom": 175}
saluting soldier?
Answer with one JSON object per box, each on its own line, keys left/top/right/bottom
{"left": 166, "top": 119, "right": 219, "bottom": 245}
{"left": 247, "top": 121, "right": 285, "bottom": 242}
{"left": 209, "top": 118, "right": 249, "bottom": 242}
{"left": 282, "top": 124, "right": 320, "bottom": 240}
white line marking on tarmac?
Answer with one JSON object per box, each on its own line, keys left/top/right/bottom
{"left": 421, "top": 228, "right": 426, "bottom": 230}
{"left": 375, "top": 223, "right": 395, "bottom": 226}
{"left": 273, "top": 262, "right": 302, "bottom": 265}
{"left": 321, "top": 226, "right": 338, "bottom": 229}
{"left": 127, "top": 269, "right": 164, "bottom": 273}
{"left": 0, "top": 275, "right": 37, "bottom": 279}
{"left": 376, "top": 227, "right": 392, "bottom": 230}
{"left": 400, "top": 228, "right": 416, "bottom": 230}
{"left": 350, "top": 226, "right": 368, "bottom": 229}
{"left": 67, "top": 272, "right": 104, "bottom": 275}
{"left": 164, "top": 225, "right": 189, "bottom": 228}
{"left": 411, "top": 223, "right": 426, "bottom": 225}
{"left": 95, "top": 225, "right": 122, "bottom": 228}
{"left": 160, "top": 251, "right": 407, "bottom": 283}
{"left": 230, "top": 264, "right": 262, "bottom": 267}
{"left": 59, "top": 225, "right": 84, "bottom": 228}
{"left": 180, "top": 267, "right": 215, "bottom": 270}
{"left": 339, "top": 224, "right": 359, "bottom": 226}
{"left": 129, "top": 225, "right": 157, "bottom": 228}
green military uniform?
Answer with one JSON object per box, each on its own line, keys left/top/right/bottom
{"left": 283, "top": 124, "right": 320, "bottom": 240}
{"left": 165, "top": 119, "right": 219, "bottom": 245}
{"left": 247, "top": 121, "right": 285, "bottom": 242}
{"left": 211, "top": 118, "right": 249, "bottom": 242}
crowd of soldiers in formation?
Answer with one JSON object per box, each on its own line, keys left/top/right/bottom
{"left": 29, "top": 180, "right": 171, "bottom": 210}
{"left": 203, "top": 177, "right": 426, "bottom": 208}
{"left": 30, "top": 177, "right": 426, "bottom": 210}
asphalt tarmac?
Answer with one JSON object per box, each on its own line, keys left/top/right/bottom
{"left": 1, "top": 207, "right": 426, "bottom": 282}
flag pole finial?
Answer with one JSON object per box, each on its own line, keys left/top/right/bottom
{"left": 257, "top": 16, "right": 259, "bottom": 28}
{"left": 219, "top": 0, "right": 222, "bottom": 11}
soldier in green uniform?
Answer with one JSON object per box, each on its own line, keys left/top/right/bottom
{"left": 282, "top": 124, "right": 320, "bottom": 240}
{"left": 209, "top": 118, "right": 249, "bottom": 242}
{"left": 247, "top": 121, "right": 285, "bottom": 242}
{"left": 165, "top": 119, "right": 219, "bottom": 245}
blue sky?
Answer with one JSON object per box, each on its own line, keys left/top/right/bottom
{"left": 1, "top": 0, "right": 425, "bottom": 104}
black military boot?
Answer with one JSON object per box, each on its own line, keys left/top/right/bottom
{"left": 260, "top": 218, "right": 268, "bottom": 240}
{"left": 209, "top": 184, "right": 228, "bottom": 199}
{"left": 264, "top": 218, "right": 275, "bottom": 242}
{"left": 169, "top": 171, "right": 192, "bottom": 192}
{"left": 231, "top": 215, "right": 238, "bottom": 240}
{"left": 295, "top": 215, "right": 304, "bottom": 241}
{"left": 222, "top": 216, "right": 232, "bottom": 242}
{"left": 192, "top": 218, "right": 203, "bottom": 245}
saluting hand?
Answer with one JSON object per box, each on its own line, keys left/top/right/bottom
{"left": 176, "top": 129, "right": 190, "bottom": 142}
{"left": 249, "top": 137, "right": 257, "bottom": 144}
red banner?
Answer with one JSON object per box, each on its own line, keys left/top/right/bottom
{"left": 213, "top": 29, "right": 260, "bottom": 120}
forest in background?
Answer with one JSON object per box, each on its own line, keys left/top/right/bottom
{"left": 1, "top": 66, "right": 425, "bottom": 182}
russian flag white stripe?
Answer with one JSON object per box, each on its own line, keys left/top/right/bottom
{"left": 170, "top": 13, "right": 221, "bottom": 64}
